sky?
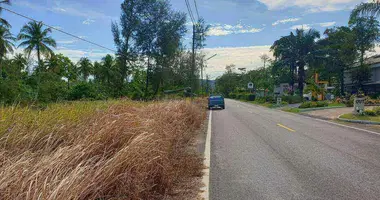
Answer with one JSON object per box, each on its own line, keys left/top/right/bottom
{"left": 1, "top": 0, "right": 371, "bottom": 79}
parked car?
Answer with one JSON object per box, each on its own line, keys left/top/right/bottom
{"left": 208, "top": 95, "right": 225, "bottom": 110}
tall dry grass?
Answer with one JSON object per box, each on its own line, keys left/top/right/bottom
{"left": 0, "top": 100, "right": 206, "bottom": 200}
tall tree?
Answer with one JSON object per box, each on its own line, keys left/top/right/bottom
{"left": 271, "top": 29, "right": 320, "bottom": 97}
{"left": 350, "top": 17, "right": 380, "bottom": 91}
{"left": 0, "top": 0, "right": 11, "bottom": 28}
{"left": 77, "top": 57, "right": 93, "bottom": 81}
{"left": 0, "top": 25, "right": 14, "bottom": 79}
{"left": 318, "top": 27, "right": 357, "bottom": 96}
{"left": 17, "top": 21, "right": 56, "bottom": 68}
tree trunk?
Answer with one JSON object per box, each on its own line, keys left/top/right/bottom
{"left": 35, "top": 46, "right": 42, "bottom": 101}
{"left": 289, "top": 65, "right": 295, "bottom": 95}
{"left": 340, "top": 67, "right": 345, "bottom": 96}
{"left": 0, "top": 58, "right": 3, "bottom": 79}
{"left": 298, "top": 64, "right": 305, "bottom": 97}
{"left": 145, "top": 56, "right": 150, "bottom": 100}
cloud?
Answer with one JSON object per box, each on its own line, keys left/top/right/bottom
{"left": 290, "top": 21, "right": 336, "bottom": 30}
{"left": 83, "top": 19, "right": 95, "bottom": 25}
{"left": 272, "top": 18, "right": 301, "bottom": 26}
{"left": 57, "top": 40, "right": 76, "bottom": 44}
{"left": 15, "top": 1, "right": 116, "bottom": 22}
{"left": 202, "top": 45, "right": 272, "bottom": 78}
{"left": 257, "top": 0, "right": 362, "bottom": 12}
{"left": 290, "top": 24, "right": 312, "bottom": 30}
{"left": 319, "top": 21, "right": 336, "bottom": 27}
{"left": 207, "top": 23, "right": 264, "bottom": 36}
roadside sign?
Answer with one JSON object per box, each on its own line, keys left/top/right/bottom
{"left": 353, "top": 97, "right": 365, "bottom": 115}
{"left": 277, "top": 97, "right": 282, "bottom": 105}
{"left": 248, "top": 82, "right": 254, "bottom": 89}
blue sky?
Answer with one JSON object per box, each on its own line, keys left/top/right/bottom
{"left": 1, "top": 0, "right": 369, "bottom": 78}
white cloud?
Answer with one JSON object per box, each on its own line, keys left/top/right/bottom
{"left": 207, "top": 23, "right": 264, "bottom": 36}
{"left": 272, "top": 18, "right": 301, "bottom": 26}
{"left": 290, "top": 24, "right": 311, "bottom": 30}
{"left": 52, "top": 7, "right": 66, "bottom": 12}
{"left": 57, "top": 40, "right": 76, "bottom": 44}
{"left": 319, "top": 21, "right": 336, "bottom": 27}
{"left": 202, "top": 45, "right": 272, "bottom": 78}
{"left": 83, "top": 19, "right": 95, "bottom": 25}
{"left": 208, "top": 27, "right": 233, "bottom": 36}
{"left": 257, "top": 0, "right": 362, "bottom": 12}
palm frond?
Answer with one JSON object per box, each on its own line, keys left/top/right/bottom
{"left": 350, "top": 1, "right": 380, "bottom": 21}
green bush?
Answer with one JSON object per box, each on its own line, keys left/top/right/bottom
{"left": 372, "top": 107, "right": 380, "bottom": 115}
{"left": 316, "top": 101, "right": 328, "bottom": 107}
{"left": 344, "top": 95, "right": 355, "bottom": 107}
{"left": 299, "top": 102, "right": 312, "bottom": 108}
{"left": 69, "top": 82, "right": 98, "bottom": 100}
{"left": 247, "top": 94, "right": 256, "bottom": 101}
{"left": 229, "top": 93, "right": 236, "bottom": 99}
{"left": 364, "top": 110, "right": 377, "bottom": 116}
{"left": 282, "top": 95, "right": 303, "bottom": 104}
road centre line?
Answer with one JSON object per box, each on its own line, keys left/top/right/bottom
{"left": 277, "top": 123, "right": 296, "bottom": 132}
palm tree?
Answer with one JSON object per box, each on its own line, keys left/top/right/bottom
{"left": 0, "top": 25, "right": 15, "bottom": 78}
{"left": 17, "top": 21, "right": 56, "bottom": 67}
{"left": 351, "top": 1, "right": 380, "bottom": 21}
{"left": 0, "top": 0, "right": 11, "bottom": 28}
{"left": 77, "top": 57, "right": 93, "bottom": 81}
{"left": 271, "top": 29, "right": 320, "bottom": 97}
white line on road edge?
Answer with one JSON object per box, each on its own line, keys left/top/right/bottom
{"left": 280, "top": 110, "right": 380, "bottom": 137}
{"left": 313, "top": 117, "right": 380, "bottom": 136}
{"left": 201, "top": 111, "right": 212, "bottom": 200}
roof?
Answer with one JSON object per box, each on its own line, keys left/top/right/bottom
{"left": 351, "top": 54, "right": 380, "bottom": 68}
{"left": 364, "top": 55, "right": 380, "bottom": 66}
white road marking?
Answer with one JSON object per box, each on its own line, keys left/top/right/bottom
{"left": 279, "top": 110, "right": 380, "bottom": 136}
{"left": 201, "top": 111, "right": 212, "bottom": 200}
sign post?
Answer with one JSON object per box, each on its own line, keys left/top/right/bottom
{"left": 247, "top": 82, "right": 254, "bottom": 93}
{"left": 353, "top": 97, "right": 365, "bottom": 115}
{"left": 277, "top": 97, "right": 282, "bottom": 106}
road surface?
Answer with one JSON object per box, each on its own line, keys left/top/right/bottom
{"left": 210, "top": 99, "right": 380, "bottom": 200}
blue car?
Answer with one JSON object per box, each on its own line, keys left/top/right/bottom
{"left": 208, "top": 95, "right": 225, "bottom": 110}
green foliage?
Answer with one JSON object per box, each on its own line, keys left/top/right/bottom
{"left": 281, "top": 95, "right": 303, "bottom": 104}
{"left": 364, "top": 110, "right": 376, "bottom": 116}
{"left": 373, "top": 107, "right": 380, "bottom": 115}
{"left": 68, "top": 82, "right": 98, "bottom": 101}
{"left": 299, "top": 101, "right": 328, "bottom": 109}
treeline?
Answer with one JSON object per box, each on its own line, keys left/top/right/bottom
{"left": 0, "top": 0, "right": 209, "bottom": 105}
{"left": 217, "top": 3, "right": 380, "bottom": 98}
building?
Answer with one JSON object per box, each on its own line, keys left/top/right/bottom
{"left": 344, "top": 55, "right": 380, "bottom": 94}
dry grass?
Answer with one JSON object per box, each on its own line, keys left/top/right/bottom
{"left": 0, "top": 100, "right": 206, "bottom": 200}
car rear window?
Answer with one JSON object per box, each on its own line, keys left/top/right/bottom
{"left": 210, "top": 96, "right": 222, "bottom": 99}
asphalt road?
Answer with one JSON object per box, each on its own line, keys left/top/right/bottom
{"left": 210, "top": 99, "right": 380, "bottom": 200}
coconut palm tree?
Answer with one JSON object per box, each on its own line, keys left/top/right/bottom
{"left": 17, "top": 21, "right": 56, "bottom": 67}
{"left": 0, "top": 0, "right": 11, "bottom": 28}
{"left": 351, "top": 1, "right": 380, "bottom": 21}
{"left": 271, "top": 29, "right": 320, "bottom": 97}
{"left": 0, "top": 25, "right": 15, "bottom": 78}
{"left": 77, "top": 57, "right": 93, "bottom": 81}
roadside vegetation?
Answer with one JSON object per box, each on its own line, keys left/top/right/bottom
{"left": 0, "top": 99, "right": 206, "bottom": 199}
{"left": 340, "top": 107, "right": 380, "bottom": 123}
{"left": 215, "top": 2, "right": 380, "bottom": 108}
{"left": 0, "top": 0, "right": 211, "bottom": 106}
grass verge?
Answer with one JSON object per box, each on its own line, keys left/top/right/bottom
{"left": 0, "top": 99, "right": 206, "bottom": 200}
{"left": 281, "top": 107, "right": 301, "bottom": 113}
{"left": 340, "top": 113, "right": 380, "bottom": 123}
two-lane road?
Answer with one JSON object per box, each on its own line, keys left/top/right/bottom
{"left": 210, "top": 99, "right": 380, "bottom": 200}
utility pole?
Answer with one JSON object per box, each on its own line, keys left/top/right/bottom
{"left": 192, "top": 24, "right": 196, "bottom": 96}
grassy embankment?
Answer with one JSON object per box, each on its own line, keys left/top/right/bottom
{"left": 0, "top": 99, "right": 206, "bottom": 200}
{"left": 340, "top": 113, "right": 380, "bottom": 122}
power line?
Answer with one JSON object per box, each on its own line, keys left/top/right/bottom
{"left": 184, "top": 0, "right": 195, "bottom": 24}
{"left": 0, "top": 6, "right": 117, "bottom": 54}
{"left": 193, "top": 0, "right": 200, "bottom": 21}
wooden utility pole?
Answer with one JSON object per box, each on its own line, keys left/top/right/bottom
{"left": 192, "top": 24, "right": 196, "bottom": 96}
